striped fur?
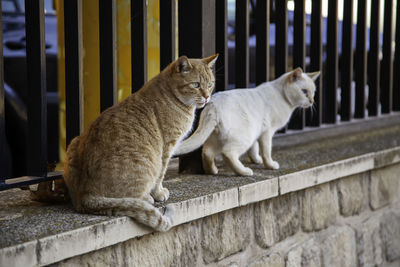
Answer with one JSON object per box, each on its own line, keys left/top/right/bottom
{"left": 63, "top": 55, "right": 218, "bottom": 231}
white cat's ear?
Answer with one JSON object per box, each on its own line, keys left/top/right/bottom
{"left": 289, "top": 67, "right": 303, "bottom": 82}
{"left": 175, "top": 56, "right": 193, "bottom": 74}
{"left": 203, "top": 54, "right": 219, "bottom": 68}
{"left": 307, "top": 71, "right": 321, "bottom": 81}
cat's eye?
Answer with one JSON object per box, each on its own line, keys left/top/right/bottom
{"left": 301, "top": 89, "right": 308, "bottom": 95}
{"left": 208, "top": 82, "right": 214, "bottom": 88}
{"left": 192, "top": 82, "right": 200, "bottom": 88}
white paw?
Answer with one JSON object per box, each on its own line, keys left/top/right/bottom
{"left": 152, "top": 187, "right": 170, "bottom": 202}
{"left": 251, "top": 156, "right": 263, "bottom": 164}
{"left": 266, "top": 160, "right": 280, "bottom": 170}
{"left": 237, "top": 167, "right": 254, "bottom": 176}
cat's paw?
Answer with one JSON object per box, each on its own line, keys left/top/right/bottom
{"left": 249, "top": 155, "right": 263, "bottom": 164}
{"left": 152, "top": 187, "right": 170, "bottom": 202}
{"left": 204, "top": 166, "right": 218, "bottom": 175}
{"left": 143, "top": 194, "right": 155, "bottom": 204}
{"left": 237, "top": 167, "right": 254, "bottom": 176}
{"left": 157, "top": 204, "right": 175, "bottom": 232}
{"left": 266, "top": 161, "right": 280, "bottom": 170}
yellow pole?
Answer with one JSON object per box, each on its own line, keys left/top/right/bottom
{"left": 55, "top": 0, "right": 161, "bottom": 167}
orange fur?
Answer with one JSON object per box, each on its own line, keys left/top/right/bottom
{"left": 63, "top": 55, "right": 218, "bottom": 231}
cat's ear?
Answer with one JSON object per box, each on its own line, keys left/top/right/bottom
{"left": 289, "top": 67, "right": 303, "bottom": 82}
{"left": 203, "top": 54, "right": 219, "bottom": 68}
{"left": 307, "top": 71, "right": 321, "bottom": 81}
{"left": 175, "top": 56, "right": 193, "bottom": 74}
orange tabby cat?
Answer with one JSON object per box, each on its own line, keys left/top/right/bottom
{"left": 63, "top": 55, "right": 218, "bottom": 231}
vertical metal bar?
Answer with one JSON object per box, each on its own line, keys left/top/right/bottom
{"left": 179, "top": 1, "right": 202, "bottom": 57}
{"left": 289, "top": 0, "right": 306, "bottom": 130}
{"left": 131, "top": 0, "right": 148, "bottom": 93}
{"left": 340, "top": 0, "right": 354, "bottom": 121}
{"left": 368, "top": 0, "right": 381, "bottom": 116}
{"left": 25, "top": 0, "right": 47, "bottom": 176}
{"left": 306, "top": 0, "right": 322, "bottom": 126}
{"left": 0, "top": 4, "right": 7, "bottom": 181}
{"left": 381, "top": 0, "right": 394, "bottom": 113}
{"left": 215, "top": 0, "right": 228, "bottom": 91}
{"left": 160, "top": 0, "right": 176, "bottom": 71}
{"left": 275, "top": 0, "right": 288, "bottom": 133}
{"left": 256, "top": 0, "right": 270, "bottom": 85}
{"left": 99, "top": 0, "right": 117, "bottom": 112}
{"left": 354, "top": 0, "right": 367, "bottom": 118}
{"left": 235, "top": 0, "right": 249, "bottom": 88}
{"left": 393, "top": 0, "right": 400, "bottom": 111}
{"left": 178, "top": 0, "right": 216, "bottom": 174}
{"left": 275, "top": 0, "right": 288, "bottom": 78}
{"left": 64, "top": 0, "right": 83, "bottom": 146}
{"left": 293, "top": 0, "right": 306, "bottom": 74}
{"left": 178, "top": 0, "right": 216, "bottom": 57}
{"left": 324, "top": 0, "right": 338, "bottom": 123}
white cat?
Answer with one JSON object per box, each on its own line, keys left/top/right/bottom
{"left": 174, "top": 68, "right": 320, "bottom": 176}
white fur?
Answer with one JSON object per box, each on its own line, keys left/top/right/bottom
{"left": 174, "top": 68, "right": 320, "bottom": 176}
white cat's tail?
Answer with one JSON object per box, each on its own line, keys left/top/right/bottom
{"left": 175, "top": 107, "right": 217, "bottom": 155}
{"left": 81, "top": 195, "right": 172, "bottom": 232}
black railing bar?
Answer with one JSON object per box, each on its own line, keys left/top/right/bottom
{"left": 64, "top": 0, "right": 83, "bottom": 145}
{"left": 0, "top": 172, "right": 63, "bottom": 192}
{"left": 160, "top": 0, "right": 176, "bottom": 71}
{"left": 215, "top": 0, "right": 228, "bottom": 91}
{"left": 380, "top": 0, "right": 394, "bottom": 113}
{"left": 340, "top": 0, "right": 354, "bottom": 121}
{"left": 131, "top": 0, "right": 148, "bottom": 93}
{"left": 235, "top": 0, "right": 250, "bottom": 88}
{"left": 275, "top": 0, "right": 288, "bottom": 78}
{"left": 0, "top": 2, "right": 6, "bottom": 184}
{"left": 99, "top": 0, "right": 117, "bottom": 111}
{"left": 393, "top": 0, "right": 400, "bottom": 111}
{"left": 25, "top": 0, "right": 47, "bottom": 176}
{"left": 255, "top": 0, "right": 269, "bottom": 85}
{"left": 289, "top": 0, "right": 306, "bottom": 130}
{"left": 324, "top": 0, "right": 338, "bottom": 123}
{"left": 354, "top": 0, "right": 367, "bottom": 119}
{"left": 275, "top": 0, "right": 288, "bottom": 133}
{"left": 367, "top": 0, "right": 381, "bottom": 116}
{"left": 306, "top": 0, "right": 322, "bottom": 127}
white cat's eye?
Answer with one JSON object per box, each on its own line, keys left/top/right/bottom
{"left": 192, "top": 82, "right": 200, "bottom": 88}
{"left": 301, "top": 89, "right": 308, "bottom": 95}
{"left": 208, "top": 82, "right": 213, "bottom": 88}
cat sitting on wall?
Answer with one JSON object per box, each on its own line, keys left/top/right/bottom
{"left": 63, "top": 55, "right": 218, "bottom": 232}
{"left": 174, "top": 67, "right": 320, "bottom": 176}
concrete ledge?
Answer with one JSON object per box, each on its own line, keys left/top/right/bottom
{"left": 238, "top": 178, "right": 279, "bottom": 206}
{"left": 2, "top": 146, "right": 400, "bottom": 266}
{"left": 1, "top": 117, "right": 400, "bottom": 266}
{"left": 279, "top": 152, "right": 375, "bottom": 195}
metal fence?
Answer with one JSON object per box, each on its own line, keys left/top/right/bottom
{"left": 1, "top": 0, "right": 400, "bottom": 190}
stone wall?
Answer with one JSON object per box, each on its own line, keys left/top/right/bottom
{"left": 53, "top": 163, "right": 400, "bottom": 267}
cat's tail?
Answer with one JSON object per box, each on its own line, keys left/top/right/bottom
{"left": 63, "top": 136, "right": 82, "bottom": 208}
{"left": 174, "top": 107, "right": 217, "bottom": 155}
{"left": 81, "top": 195, "right": 172, "bottom": 232}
